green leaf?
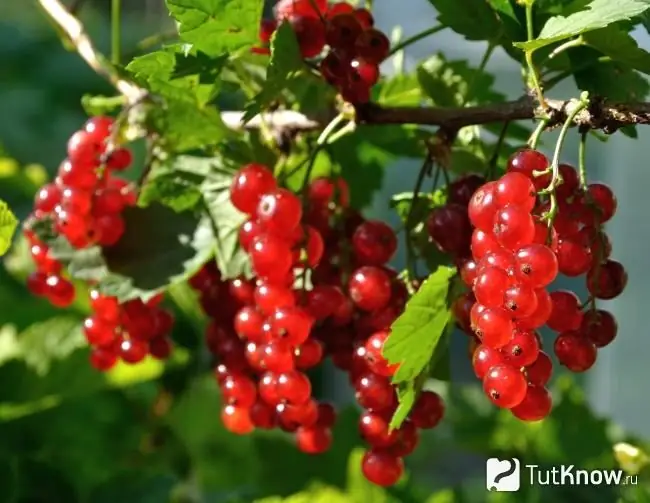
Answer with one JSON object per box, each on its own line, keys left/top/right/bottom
{"left": 570, "top": 49, "right": 650, "bottom": 102}
{"left": 514, "top": 0, "right": 650, "bottom": 52}
{"left": 583, "top": 26, "right": 650, "bottom": 75}
{"left": 150, "top": 155, "right": 253, "bottom": 279}
{"left": 426, "top": 0, "right": 504, "bottom": 42}
{"left": 16, "top": 317, "right": 86, "bottom": 376}
{"left": 383, "top": 265, "right": 456, "bottom": 384}
{"left": 127, "top": 46, "right": 233, "bottom": 151}
{"left": 417, "top": 54, "right": 505, "bottom": 107}
{"left": 375, "top": 74, "right": 423, "bottom": 106}
{"left": 80, "top": 94, "right": 125, "bottom": 116}
{"left": 244, "top": 22, "right": 305, "bottom": 121}
{"left": 166, "top": 0, "right": 264, "bottom": 57}
{"left": 45, "top": 204, "right": 215, "bottom": 302}
{"left": 0, "top": 200, "right": 18, "bottom": 256}
{"left": 389, "top": 382, "right": 417, "bottom": 430}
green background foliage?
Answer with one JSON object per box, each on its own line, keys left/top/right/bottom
{"left": 2, "top": 0, "right": 650, "bottom": 502}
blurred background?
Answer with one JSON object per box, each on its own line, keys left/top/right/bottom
{"left": 0, "top": 1, "right": 648, "bottom": 502}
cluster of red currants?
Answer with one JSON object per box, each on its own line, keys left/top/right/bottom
{"left": 23, "top": 116, "right": 176, "bottom": 370}
{"left": 448, "top": 148, "right": 626, "bottom": 421}
{"left": 185, "top": 161, "right": 444, "bottom": 487}
{"left": 256, "top": 0, "right": 390, "bottom": 103}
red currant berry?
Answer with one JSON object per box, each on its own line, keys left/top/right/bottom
{"left": 506, "top": 148, "right": 551, "bottom": 191}
{"left": 254, "top": 281, "right": 296, "bottom": 315}
{"left": 359, "top": 410, "right": 398, "bottom": 447}
{"left": 277, "top": 370, "right": 312, "bottom": 404}
{"left": 352, "top": 220, "right": 397, "bottom": 266}
{"left": 555, "top": 238, "right": 593, "bottom": 277}
{"left": 493, "top": 204, "right": 535, "bottom": 250}
{"left": 106, "top": 148, "right": 133, "bottom": 171}
{"left": 511, "top": 385, "right": 552, "bottom": 421}
{"left": 83, "top": 316, "right": 117, "bottom": 346}
{"left": 34, "top": 183, "right": 62, "bottom": 214}
{"left": 290, "top": 15, "right": 327, "bottom": 58}
{"left": 45, "top": 275, "right": 75, "bottom": 307}
{"left": 503, "top": 282, "right": 538, "bottom": 319}
{"left": 84, "top": 116, "right": 114, "bottom": 137}
{"left": 426, "top": 204, "right": 472, "bottom": 256}
{"left": 500, "top": 329, "right": 540, "bottom": 367}
{"left": 495, "top": 172, "right": 536, "bottom": 211}
{"left": 249, "top": 400, "right": 277, "bottom": 429}
{"left": 473, "top": 266, "right": 510, "bottom": 308}
{"left": 581, "top": 309, "right": 617, "bottom": 348}
{"left": 449, "top": 174, "right": 485, "bottom": 206}
{"left": 514, "top": 243, "right": 558, "bottom": 288}
{"left": 472, "top": 344, "right": 507, "bottom": 379}
{"left": 256, "top": 188, "right": 303, "bottom": 236}
{"left": 296, "top": 425, "right": 332, "bottom": 454}
{"left": 118, "top": 338, "right": 148, "bottom": 364}
{"left": 554, "top": 330, "right": 597, "bottom": 372}
{"left": 475, "top": 307, "right": 514, "bottom": 349}
{"left": 221, "top": 374, "right": 257, "bottom": 407}
{"left": 468, "top": 181, "right": 498, "bottom": 232}
{"left": 586, "top": 259, "right": 627, "bottom": 300}
{"left": 58, "top": 159, "right": 99, "bottom": 190}
{"left": 556, "top": 163, "right": 579, "bottom": 200}
{"left": 67, "top": 129, "right": 104, "bottom": 166}
{"left": 525, "top": 350, "right": 553, "bottom": 386}
{"left": 516, "top": 287, "right": 552, "bottom": 330}
{"left": 275, "top": 0, "right": 327, "bottom": 19}
{"left": 547, "top": 290, "right": 582, "bottom": 332}
{"left": 586, "top": 182, "right": 617, "bottom": 223}
{"left": 260, "top": 339, "right": 295, "bottom": 372}
{"left": 361, "top": 449, "right": 404, "bottom": 487}
{"left": 355, "top": 372, "right": 396, "bottom": 411}
{"left": 348, "top": 266, "right": 392, "bottom": 311}
{"left": 90, "top": 346, "right": 118, "bottom": 371}
{"left": 294, "top": 338, "right": 324, "bottom": 369}
{"left": 354, "top": 8, "right": 374, "bottom": 28}
{"left": 270, "top": 306, "right": 314, "bottom": 346}
{"left": 221, "top": 405, "right": 254, "bottom": 435}
{"left": 410, "top": 390, "right": 444, "bottom": 429}
{"left": 482, "top": 364, "right": 527, "bottom": 408}
{"left": 471, "top": 228, "right": 501, "bottom": 260}
{"left": 308, "top": 176, "right": 350, "bottom": 208}
{"left": 95, "top": 213, "right": 125, "bottom": 247}
{"left": 364, "top": 330, "right": 399, "bottom": 377}
{"left": 249, "top": 233, "right": 293, "bottom": 281}
{"left": 355, "top": 29, "right": 390, "bottom": 64}
{"left": 230, "top": 163, "right": 277, "bottom": 215}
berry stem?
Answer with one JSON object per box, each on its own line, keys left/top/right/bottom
{"left": 527, "top": 117, "right": 548, "bottom": 149}
{"left": 111, "top": 0, "right": 122, "bottom": 66}
{"left": 405, "top": 155, "right": 433, "bottom": 277}
{"left": 547, "top": 36, "right": 584, "bottom": 61}
{"left": 487, "top": 121, "right": 510, "bottom": 180}
{"left": 387, "top": 24, "right": 445, "bottom": 57}
{"left": 524, "top": 2, "right": 545, "bottom": 107}
{"left": 578, "top": 130, "right": 588, "bottom": 190}
{"left": 316, "top": 113, "right": 348, "bottom": 146}
{"left": 540, "top": 93, "right": 590, "bottom": 226}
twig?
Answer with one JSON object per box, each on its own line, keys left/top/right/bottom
{"left": 38, "top": 0, "right": 144, "bottom": 102}
{"left": 388, "top": 25, "right": 445, "bottom": 56}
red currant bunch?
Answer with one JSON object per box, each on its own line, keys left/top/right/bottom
{"left": 23, "top": 116, "right": 176, "bottom": 370}
{"left": 451, "top": 147, "right": 626, "bottom": 422}
{"left": 254, "top": 1, "right": 390, "bottom": 104}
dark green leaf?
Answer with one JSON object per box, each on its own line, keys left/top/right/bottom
{"left": 390, "top": 192, "right": 435, "bottom": 225}
{"left": 583, "top": 26, "right": 650, "bottom": 75}
{"left": 47, "top": 204, "right": 215, "bottom": 301}
{"left": 570, "top": 50, "right": 650, "bottom": 102}
{"left": 417, "top": 54, "right": 505, "bottom": 107}
{"left": 154, "top": 155, "right": 252, "bottom": 279}
{"left": 166, "top": 0, "right": 264, "bottom": 57}
{"left": 514, "top": 0, "right": 650, "bottom": 51}
{"left": 244, "top": 22, "right": 305, "bottom": 121}
{"left": 329, "top": 126, "right": 425, "bottom": 209}
{"left": 426, "top": 0, "right": 503, "bottom": 42}
{"left": 620, "top": 125, "right": 639, "bottom": 138}
{"left": 383, "top": 265, "right": 456, "bottom": 383}
{"left": 0, "top": 200, "right": 18, "bottom": 256}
